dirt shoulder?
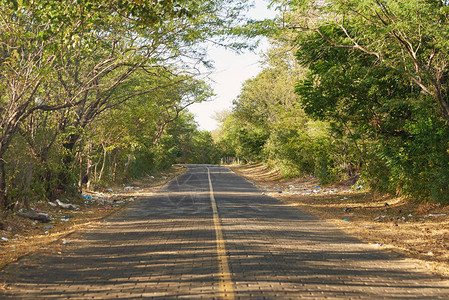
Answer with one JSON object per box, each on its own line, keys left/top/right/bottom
{"left": 0, "top": 165, "right": 186, "bottom": 271}
{"left": 229, "top": 163, "right": 449, "bottom": 277}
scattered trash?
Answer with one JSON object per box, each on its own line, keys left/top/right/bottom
{"left": 62, "top": 240, "right": 71, "bottom": 245}
{"left": 44, "top": 225, "right": 54, "bottom": 230}
{"left": 341, "top": 197, "right": 348, "bottom": 201}
{"left": 48, "top": 201, "right": 57, "bottom": 207}
{"left": 261, "top": 192, "right": 265, "bottom": 195}
{"left": 1, "top": 237, "right": 9, "bottom": 242}
{"left": 60, "top": 218, "right": 70, "bottom": 222}
{"left": 82, "top": 194, "right": 92, "bottom": 200}
{"left": 427, "top": 213, "right": 447, "bottom": 217}
{"left": 344, "top": 207, "right": 351, "bottom": 212}
{"left": 56, "top": 199, "right": 77, "bottom": 210}
{"left": 343, "top": 219, "right": 349, "bottom": 222}
{"left": 18, "top": 211, "right": 50, "bottom": 223}
{"left": 374, "top": 243, "right": 383, "bottom": 247}
{"left": 127, "top": 197, "right": 135, "bottom": 202}
{"left": 124, "top": 186, "right": 134, "bottom": 191}
{"left": 355, "top": 185, "right": 363, "bottom": 190}
{"left": 364, "top": 226, "right": 374, "bottom": 229}
{"left": 427, "top": 251, "right": 434, "bottom": 256}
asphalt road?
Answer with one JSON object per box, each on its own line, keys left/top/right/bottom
{"left": 1, "top": 165, "right": 448, "bottom": 299}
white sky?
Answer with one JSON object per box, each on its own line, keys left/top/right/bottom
{"left": 188, "top": 0, "right": 277, "bottom": 131}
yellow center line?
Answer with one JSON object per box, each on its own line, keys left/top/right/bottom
{"left": 207, "top": 167, "right": 235, "bottom": 300}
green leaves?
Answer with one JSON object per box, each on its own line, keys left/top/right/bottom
{"left": 0, "top": 0, "right": 267, "bottom": 208}
{"left": 286, "top": 0, "right": 449, "bottom": 201}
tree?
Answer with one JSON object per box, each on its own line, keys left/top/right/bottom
{"left": 279, "top": 0, "right": 449, "bottom": 200}
{"left": 277, "top": 0, "right": 449, "bottom": 122}
{"left": 0, "top": 0, "right": 258, "bottom": 209}
{"left": 85, "top": 70, "right": 214, "bottom": 185}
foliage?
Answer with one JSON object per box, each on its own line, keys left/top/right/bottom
{"left": 276, "top": 0, "right": 449, "bottom": 202}
{"left": 0, "top": 0, "right": 259, "bottom": 210}
{"left": 217, "top": 0, "right": 449, "bottom": 203}
{"left": 215, "top": 42, "right": 348, "bottom": 183}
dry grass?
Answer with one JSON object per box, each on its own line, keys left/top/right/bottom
{"left": 230, "top": 163, "right": 449, "bottom": 277}
{"left": 0, "top": 165, "right": 186, "bottom": 271}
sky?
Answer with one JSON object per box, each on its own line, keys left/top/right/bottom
{"left": 187, "top": 0, "right": 277, "bottom": 132}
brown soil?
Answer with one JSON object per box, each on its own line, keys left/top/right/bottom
{"left": 229, "top": 163, "right": 449, "bottom": 277}
{"left": 0, "top": 165, "right": 186, "bottom": 271}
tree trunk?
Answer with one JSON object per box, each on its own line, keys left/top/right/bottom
{"left": 93, "top": 160, "right": 99, "bottom": 183}
{"left": 0, "top": 159, "right": 7, "bottom": 210}
{"left": 86, "top": 143, "right": 93, "bottom": 192}
{"left": 124, "top": 154, "right": 132, "bottom": 176}
{"left": 23, "top": 164, "right": 33, "bottom": 210}
{"left": 112, "top": 150, "right": 118, "bottom": 182}
{"left": 78, "top": 155, "right": 83, "bottom": 193}
{"left": 98, "top": 144, "right": 107, "bottom": 181}
{"left": 59, "top": 133, "right": 80, "bottom": 189}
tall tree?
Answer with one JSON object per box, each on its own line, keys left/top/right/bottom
{"left": 277, "top": 0, "right": 449, "bottom": 200}
{"left": 276, "top": 0, "right": 449, "bottom": 122}
{"left": 0, "top": 0, "right": 258, "bottom": 209}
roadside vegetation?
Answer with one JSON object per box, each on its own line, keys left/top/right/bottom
{"left": 0, "top": 0, "right": 257, "bottom": 218}
{"left": 1, "top": 0, "right": 449, "bottom": 271}
{"left": 216, "top": 0, "right": 449, "bottom": 204}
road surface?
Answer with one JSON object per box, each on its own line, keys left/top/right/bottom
{"left": 1, "top": 165, "right": 448, "bottom": 299}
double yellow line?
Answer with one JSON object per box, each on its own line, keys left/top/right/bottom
{"left": 207, "top": 167, "right": 235, "bottom": 300}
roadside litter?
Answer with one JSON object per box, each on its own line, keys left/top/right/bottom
{"left": 427, "top": 213, "right": 447, "bottom": 217}
{"left": 55, "top": 199, "right": 78, "bottom": 210}
{"left": 18, "top": 211, "right": 50, "bottom": 223}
